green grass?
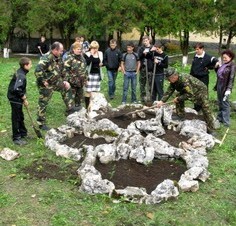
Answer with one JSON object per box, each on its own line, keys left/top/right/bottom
{"left": 0, "top": 56, "right": 236, "bottom": 226}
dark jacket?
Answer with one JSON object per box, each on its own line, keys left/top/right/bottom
{"left": 138, "top": 45, "right": 153, "bottom": 71}
{"left": 36, "top": 41, "right": 48, "bottom": 55}
{"left": 103, "top": 47, "right": 122, "bottom": 71}
{"left": 147, "top": 51, "right": 168, "bottom": 75}
{"left": 215, "top": 61, "right": 235, "bottom": 93}
{"left": 7, "top": 68, "right": 28, "bottom": 103}
{"left": 190, "top": 52, "right": 218, "bottom": 78}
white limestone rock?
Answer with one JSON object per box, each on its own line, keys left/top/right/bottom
{"left": 116, "top": 143, "right": 131, "bottom": 160}
{"left": 151, "top": 179, "right": 179, "bottom": 200}
{"left": 0, "top": 148, "right": 20, "bottom": 161}
{"left": 178, "top": 175, "right": 199, "bottom": 192}
{"left": 96, "top": 144, "right": 117, "bottom": 164}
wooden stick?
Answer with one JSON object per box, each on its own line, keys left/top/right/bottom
{"left": 219, "top": 128, "right": 229, "bottom": 147}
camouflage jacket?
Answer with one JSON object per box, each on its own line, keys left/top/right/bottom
{"left": 162, "top": 73, "right": 208, "bottom": 103}
{"left": 35, "top": 52, "right": 64, "bottom": 86}
{"left": 63, "top": 53, "right": 87, "bottom": 87}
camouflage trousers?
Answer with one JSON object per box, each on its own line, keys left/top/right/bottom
{"left": 37, "top": 82, "right": 74, "bottom": 125}
{"left": 139, "top": 67, "right": 153, "bottom": 102}
{"left": 176, "top": 94, "right": 215, "bottom": 130}
{"left": 71, "top": 86, "right": 83, "bottom": 107}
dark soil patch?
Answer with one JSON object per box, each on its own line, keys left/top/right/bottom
{"left": 95, "top": 107, "right": 156, "bottom": 129}
{"left": 95, "top": 158, "right": 186, "bottom": 194}
{"left": 21, "top": 158, "right": 79, "bottom": 181}
{"left": 63, "top": 133, "right": 107, "bottom": 147}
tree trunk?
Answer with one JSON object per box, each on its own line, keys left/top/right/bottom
{"left": 179, "top": 30, "right": 189, "bottom": 67}
{"left": 226, "top": 29, "right": 233, "bottom": 49}
{"left": 138, "top": 31, "right": 144, "bottom": 46}
{"left": 218, "top": 26, "right": 223, "bottom": 54}
{"left": 116, "top": 30, "right": 122, "bottom": 49}
{"left": 26, "top": 33, "right": 30, "bottom": 54}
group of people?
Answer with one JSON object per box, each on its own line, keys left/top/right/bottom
{"left": 7, "top": 35, "right": 235, "bottom": 145}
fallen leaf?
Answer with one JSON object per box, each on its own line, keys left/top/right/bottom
{"left": 9, "top": 174, "right": 16, "bottom": 178}
{"left": 146, "top": 212, "right": 154, "bottom": 220}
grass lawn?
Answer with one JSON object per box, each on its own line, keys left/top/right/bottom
{"left": 0, "top": 56, "right": 236, "bottom": 226}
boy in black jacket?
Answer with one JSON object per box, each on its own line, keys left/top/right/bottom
{"left": 103, "top": 39, "right": 122, "bottom": 100}
{"left": 7, "top": 57, "right": 32, "bottom": 145}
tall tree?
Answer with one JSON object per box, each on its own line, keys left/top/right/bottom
{"left": 214, "top": 0, "right": 236, "bottom": 52}
{"left": 0, "top": 1, "right": 12, "bottom": 47}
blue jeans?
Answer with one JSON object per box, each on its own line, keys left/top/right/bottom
{"left": 122, "top": 72, "right": 137, "bottom": 103}
{"left": 107, "top": 70, "right": 118, "bottom": 98}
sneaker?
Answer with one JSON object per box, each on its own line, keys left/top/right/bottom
{"left": 21, "top": 135, "right": 33, "bottom": 140}
{"left": 39, "top": 125, "right": 50, "bottom": 131}
{"left": 109, "top": 96, "right": 114, "bottom": 100}
{"left": 13, "top": 139, "right": 27, "bottom": 146}
{"left": 132, "top": 101, "right": 138, "bottom": 104}
{"left": 121, "top": 102, "right": 126, "bottom": 105}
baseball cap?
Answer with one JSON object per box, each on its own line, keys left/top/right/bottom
{"left": 164, "top": 67, "right": 177, "bottom": 78}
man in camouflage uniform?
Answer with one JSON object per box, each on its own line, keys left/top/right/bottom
{"left": 35, "top": 42, "right": 79, "bottom": 131}
{"left": 63, "top": 41, "right": 87, "bottom": 107}
{"left": 156, "top": 67, "right": 215, "bottom": 132}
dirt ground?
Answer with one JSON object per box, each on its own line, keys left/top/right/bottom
{"left": 95, "top": 158, "right": 186, "bottom": 194}
{"left": 22, "top": 108, "right": 204, "bottom": 194}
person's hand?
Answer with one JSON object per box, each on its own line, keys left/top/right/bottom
{"left": 43, "top": 81, "right": 49, "bottom": 87}
{"left": 156, "top": 101, "right": 164, "bottom": 108}
{"left": 23, "top": 99, "right": 29, "bottom": 106}
{"left": 150, "top": 46, "right": 157, "bottom": 51}
{"left": 225, "top": 90, "right": 231, "bottom": 96}
{"left": 63, "top": 81, "right": 71, "bottom": 90}
{"left": 215, "top": 62, "right": 220, "bottom": 68}
{"left": 154, "top": 58, "right": 159, "bottom": 64}
{"left": 38, "top": 46, "right": 41, "bottom": 49}
{"left": 173, "top": 97, "right": 179, "bottom": 103}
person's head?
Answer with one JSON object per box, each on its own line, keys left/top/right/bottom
{"left": 142, "top": 35, "right": 152, "bottom": 47}
{"left": 194, "top": 43, "right": 204, "bottom": 55}
{"left": 40, "top": 36, "right": 46, "bottom": 42}
{"left": 126, "top": 42, "right": 135, "bottom": 53}
{"left": 222, "top": 49, "right": 235, "bottom": 64}
{"left": 75, "top": 36, "right": 80, "bottom": 42}
{"left": 19, "top": 57, "right": 32, "bottom": 71}
{"left": 51, "top": 42, "right": 64, "bottom": 57}
{"left": 80, "top": 35, "right": 85, "bottom": 42}
{"left": 109, "top": 39, "right": 117, "bottom": 50}
{"left": 72, "top": 41, "right": 83, "bottom": 55}
{"left": 90, "top": 41, "right": 99, "bottom": 50}
{"left": 154, "top": 42, "right": 163, "bottom": 53}
{"left": 165, "top": 67, "right": 179, "bottom": 83}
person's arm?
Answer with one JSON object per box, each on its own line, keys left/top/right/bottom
{"left": 136, "top": 60, "right": 141, "bottom": 74}
{"left": 226, "top": 64, "right": 236, "bottom": 92}
{"left": 160, "top": 55, "right": 168, "bottom": 69}
{"left": 35, "top": 57, "right": 50, "bottom": 87}
{"left": 161, "top": 84, "right": 175, "bottom": 103}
